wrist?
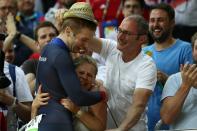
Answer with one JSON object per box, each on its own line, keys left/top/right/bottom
{"left": 11, "top": 97, "right": 18, "bottom": 108}
{"left": 75, "top": 110, "right": 83, "bottom": 118}
{"left": 14, "top": 32, "right": 22, "bottom": 40}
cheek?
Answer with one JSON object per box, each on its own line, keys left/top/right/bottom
{"left": 193, "top": 50, "right": 197, "bottom": 59}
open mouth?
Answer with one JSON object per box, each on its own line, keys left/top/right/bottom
{"left": 79, "top": 49, "right": 86, "bottom": 54}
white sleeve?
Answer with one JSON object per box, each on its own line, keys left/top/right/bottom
{"left": 100, "top": 39, "right": 117, "bottom": 61}
{"left": 161, "top": 73, "right": 182, "bottom": 101}
{"left": 136, "top": 59, "right": 157, "bottom": 91}
{"left": 15, "top": 67, "right": 33, "bottom": 102}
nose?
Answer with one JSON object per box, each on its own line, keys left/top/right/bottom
{"left": 152, "top": 19, "right": 160, "bottom": 27}
{"left": 46, "top": 35, "right": 52, "bottom": 43}
{"left": 81, "top": 73, "right": 88, "bottom": 80}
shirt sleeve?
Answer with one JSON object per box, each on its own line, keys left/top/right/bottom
{"left": 181, "top": 43, "right": 193, "bottom": 64}
{"left": 161, "top": 73, "right": 182, "bottom": 101}
{"left": 15, "top": 67, "right": 33, "bottom": 102}
{"left": 100, "top": 39, "right": 117, "bottom": 61}
{"left": 136, "top": 57, "right": 157, "bottom": 91}
{"left": 53, "top": 52, "right": 102, "bottom": 106}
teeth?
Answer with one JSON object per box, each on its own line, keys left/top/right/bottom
{"left": 154, "top": 29, "right": 161, "bottom": 32}
{"left": 79, "top": 49, "right": 85, "bottom": 54}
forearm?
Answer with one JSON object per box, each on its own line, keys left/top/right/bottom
{"left": 70, "top": 90, "right": 105, "bottom": 106}
{"left": 19, "top": 34, "right": 39, "bottom": 53}
{"left": 77, "top": 110, "right": 106, "bottom": 131}
{"left": 161, "top": 84, "right": 191, "bottom": 124}
{"left": 13, "top": 102, "right": 32, "bottom": 122}
{"left": 31, "top": 106, "right": 38, "bottom": 119}
{"left": 3, "top": 34, "right": 15, "bottom": 52}
{"left": 88, "top": 37, "right": 102, "bottom": 53}
{"left": 119, "top": 104, "right": 145, "bottom": 131}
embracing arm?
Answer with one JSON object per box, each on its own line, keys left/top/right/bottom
{"left": 31, "top": 85, "right": 50, "bottom": 119}
{"left": 88, "top": 37, "right": 103, "bottom": 54}
{"left": 61, "top": 98, "right": 107, "bottom": 131}
{"left": 55, "top": 52, "right": 106, "bottom": 106}
{"left": 77, "top": 101, "right": 107, "bottom": 131}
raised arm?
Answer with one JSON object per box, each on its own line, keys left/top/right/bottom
{"left": 3, "top": 13, "right": 39, "bottom": 53}
{"left": 88, "top": 37, "right": 103, "bottom": 54}
{"left": 160, "top": 64, "right": 197, "bottom": 124}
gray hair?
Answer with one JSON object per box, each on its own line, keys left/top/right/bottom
{"left": 125, "top": 14, "right": 148, "bottom": 35}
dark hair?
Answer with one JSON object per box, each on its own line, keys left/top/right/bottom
{"left": 191, "top": 32, "right": 197, "bottom": 49}
{"left": 34, "top": 21, "right": 59, "bottom": 41}
{"left": 73, "top": 55, "right": 97, "bottom": 76}
{"left": 60, "top": 17, "right": 97, "bottom": 34}
{"left": 123, "top": 0, "right": 145, "bottom": 9}
{"left": 151, "top": 3, "right": 175, "bottom": 21}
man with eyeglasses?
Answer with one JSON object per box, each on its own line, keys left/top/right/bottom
{"left": 88, "top": 14, "right": 157, "bottom": 131}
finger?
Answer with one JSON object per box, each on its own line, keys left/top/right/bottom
{"left": 40, "top": 101, "right": 48, "bottom": 106}
{"left": 187, "top": 64, "right": 196, "bottom": 74}
{"left": 37, "top": 85, "right": 42, "bottom": 94}
{"left": 41, "top": 96, "right": 50, "bottom": 102}
{"left": 40, "top": 93, "right": 50, "bottom": 97}
{"left": 180, "top": 64, "right": 184, "bottom": 71}
{"left": 60, "top": 99, "right": 69, "bottom": 104}
{"left": 190, "top": 66, "right": 197, "bottom": 79}
{"left": 182, "top": 63, "right": 190, "bottom": 72}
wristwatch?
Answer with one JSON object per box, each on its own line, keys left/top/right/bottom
{"left": 75, "top": 110, "right": 83, "bottom": 118}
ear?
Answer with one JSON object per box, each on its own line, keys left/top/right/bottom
{"left": 139, "top": 35, "right": 148, "bottom": 44}
{"left": 65, "top": 26, "right": 72, "bottom": 37}
{"left": 35, "top": 41, "right": 39, "bottom": 47}
{"left": 170, "top": 19, "right": 175, "bottom": 29}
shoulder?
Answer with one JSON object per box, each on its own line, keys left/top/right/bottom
{"left": 167, "top": 72, "right": 182, "bottom": 83}
{"left": 139, "top": 52, "right": 156, "bottom": 68}
{"left": 101, "top": 38, "right": 117, "bottom": 46}
{"left": 176, "top": 39, "right": 192, "bottom": 48}
{"left": 14, "top": 65, "right": 26, "bottom": 76}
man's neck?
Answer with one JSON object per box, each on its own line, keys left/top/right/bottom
{"left": 57, "top": 34, "right": 70, "bottom": 48}
{"left": 155, "top": 37, "right": 176, "bottom": 51}
{"left": 122, "top": 49, "right": 141, "bottom": 63}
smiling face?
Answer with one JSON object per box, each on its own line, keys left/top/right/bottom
{"left": 69, "top": 27, "right": 95, "bottom": 54}
{"left": 75, "top": 62, "right": 96, "bottom": 91}
{"left": 149, "top": 9, "right": 174, "bottom": 43}
{"left": 117, "top": 18, "right": 141, "bottom": 53}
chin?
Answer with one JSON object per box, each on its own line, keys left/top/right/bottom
{"left": 117, "top": 44, "right": 126, "bottom": 51}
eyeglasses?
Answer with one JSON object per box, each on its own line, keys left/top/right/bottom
{"left": 116, "top": 28, "right": 144, "bottom": 36}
